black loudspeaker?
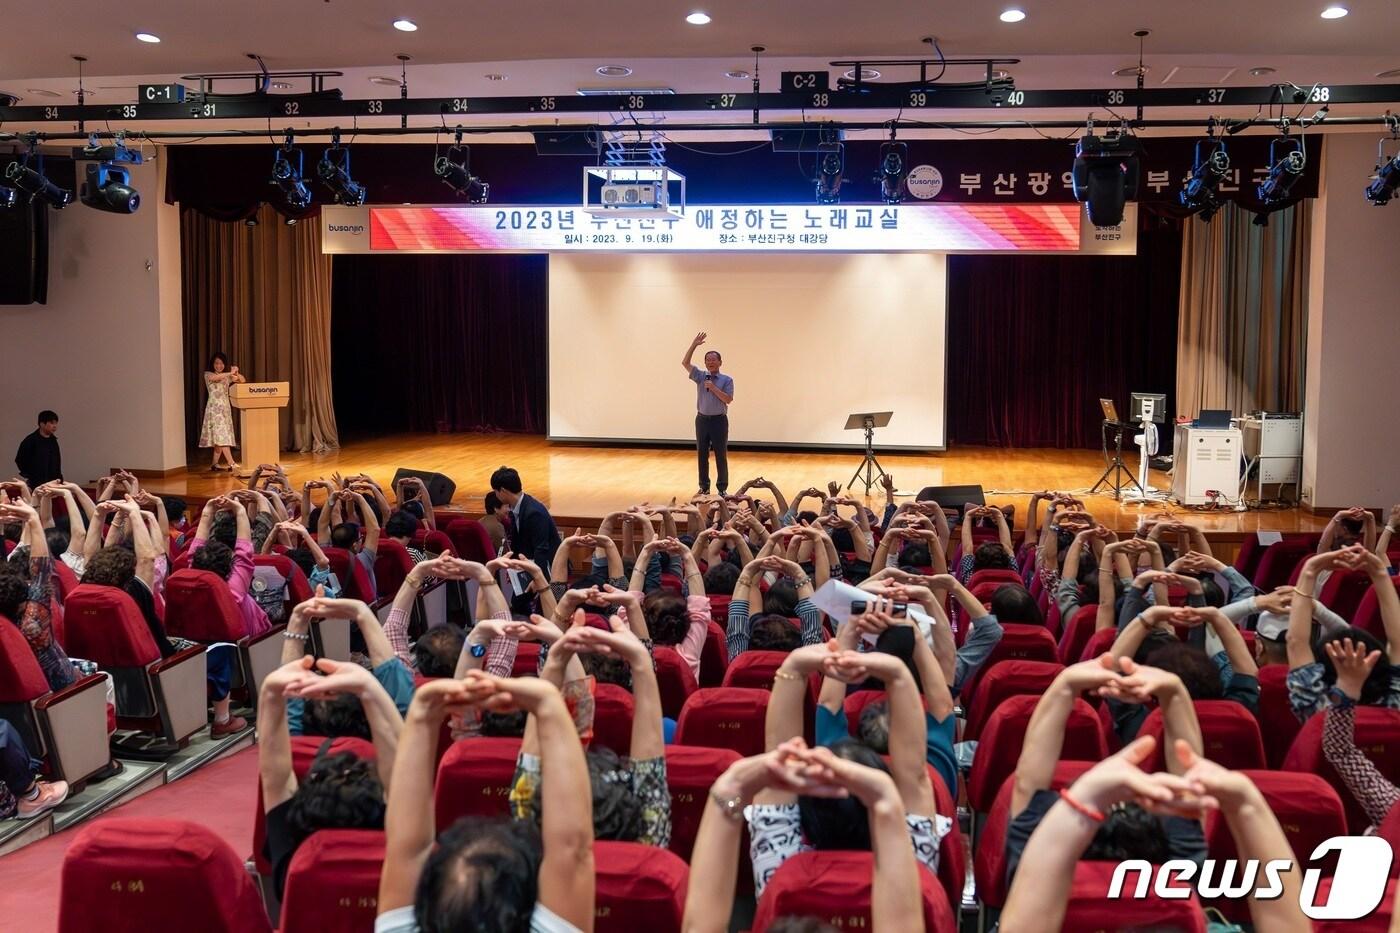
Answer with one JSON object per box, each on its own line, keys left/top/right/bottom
{"left": 391, "top": 468, "right": 457, "bottom": 507}
{"left": 0, "top": 199, "right": 48, "bottom": 305}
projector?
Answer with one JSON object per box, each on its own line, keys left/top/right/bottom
{"left": 600, "top": 181, "right": 662, "bottom": 207}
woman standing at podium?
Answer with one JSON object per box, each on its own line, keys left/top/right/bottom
{"left": 200, "top": 351, "right": 245, "bottom": 472}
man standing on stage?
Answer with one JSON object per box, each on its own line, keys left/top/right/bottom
{"left": 681, "top": 332, "right": 734, "bottom": 495}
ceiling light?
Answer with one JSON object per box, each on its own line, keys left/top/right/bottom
{"left": 725, "top": 69, "right": 750, "bottom": 80}
{"left": 317, "top": 135, "right": 366, "bottom": 206}
{"left": 4, "top": 154, "right": 73, "bottom": 210}
{"left": 877, "top": 140, "right": 908, "bottom": 204}
{"left": 270, "top": 81, "right": 293, "bottom": 90}
{"left": 434, "top": 140, "right": 489, "bottom": 203}
{"left": 1179, "top": 138, "right": 1230, "bottom": 222}
{"left": 843, "top": 68, "right": 881, "bottom": 81}
{"left": 484, "top": 73, "right": 507, "bottom": 81}
{"left": 1072, "top": 129, "right": 1141, "bottom": 227}
{"left": 1256, "top": 136, "right": 1306, "bottom": 212}
{"left": 596, "top": 65, "right": 633, "bottom": 77}
{"left": 999, "top": 8, "right": 1027, "bottom": 23}
{"left": 1320, "top": 5, "right": 1348, "bottom": 18}
{"left": 1377, "top": 67, "right": 1400, "bottom": 79}
{"left": 1249, "top": 67, "right": 1277, "bottom": 77}
{"left": 1365, "top": 141, "right": 1400, "bottom": 205}
{"left": 1113, "top": 65, "right": 1148, "bottom": 78}
{"left": 135, "top": 32, "right": 161, "bottom": 43}
{"left": 26, "top": 88, "right": 60, "bottom": 98}
{"left": 392, "top": 18, "right": 418, "bottom": 31}
{"left": 270, "top": 142, "right": 312, "bottom": 210}
{"left": 685, "top": 11, "right": 711, "bottom": 25}
{"left": 369, "top": 76, "right": 399, "bottom": 86}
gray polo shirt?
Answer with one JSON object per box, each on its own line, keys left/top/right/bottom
{"left": 690, "top": 365, "right": 734, "bottom": 416}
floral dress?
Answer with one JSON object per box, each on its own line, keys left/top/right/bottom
{"left": 199, "top": 373, "right": 236, "bottom": 448}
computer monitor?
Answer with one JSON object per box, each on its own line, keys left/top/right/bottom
{"left": 1130, "top": 392, "right": 1167, "bottom": 424}
{"left": 1099, "top": 398, "right": 1121, "bottom": 423}
{"left": 1195, "top": 409, "right": 1233, "bottom": 429}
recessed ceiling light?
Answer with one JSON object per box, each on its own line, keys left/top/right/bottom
{"left": 135, "top": 32, "right": 161, "bottom": 43}
{"left": 1320, "top": 5, "right": 1348, "bottom": 18}
{"left": 1249, "top": 67, "right": 1277, "bottom": 77}
{"left": 392, "top": 18, "right": 418, "bottom": 31}
{"left": 484, "top": 73, "right": 507, "bottom": 81}
{"left": 26, "top": 88, "right": 61, "bottom": 98}
{"left": 596, "top": 65, "right": 633, "bottom": 77}
{"left": 686, "top": 11, "right": 711, "bottom": 25}
{"left": 1113, "top": 65, "right": 1148, "bottom": 77}
{"left": 1377, "top": 67, "right": 1400, "bottom": 79}
{"left": 725, "top": 69, "right": 750, "bottom": 80}
{"left": 369, "top": 76, "right": 399, "bottom": 86}
{"left": 270, "top": 81, "right": 293, "bottom": 90}
{"left": 999, "top": 8, "right": 1026, "bottom": 23}
{"left": 842, "top": 68, "right": 881, "bottom": 81}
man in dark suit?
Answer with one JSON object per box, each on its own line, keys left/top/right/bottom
{"left": 489, "top": 466, "right": 561, "bottom": 612}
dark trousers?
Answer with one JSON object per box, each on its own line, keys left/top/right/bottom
{"left": 695, "top": 413, "right": 729, "bottom": 493}
{"left": 0, "top": 719, "right": 38, "bottom": 796}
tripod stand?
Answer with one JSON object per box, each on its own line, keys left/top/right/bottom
{"left": 845, "top": 411, "right": 893, "bottom": 494}
{"left": 1090, "top": 420, "right": 1142, "bottom": 500}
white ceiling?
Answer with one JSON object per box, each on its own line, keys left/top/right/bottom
{"left": 3, "top": 1, "right": 1399, "bottom": 138}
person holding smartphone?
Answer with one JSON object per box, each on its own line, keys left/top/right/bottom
{"left": 682, "top": 331, "right": 735, "bottom": 496}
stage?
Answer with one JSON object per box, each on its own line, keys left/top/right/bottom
{"left": 136, "top": 433, "right": 1326, "bottom": 541}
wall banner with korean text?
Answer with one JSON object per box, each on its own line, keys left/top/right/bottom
{"left": 322, "top": 202, "right": 1136, "bottom": 254}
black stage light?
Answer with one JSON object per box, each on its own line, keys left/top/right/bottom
{"left": 434, "top": 143, "right": 489, "bottom": 202}
{"left": 1071, "top": 128, "right": 1140, "bottom": 227}
{"left": 317, "top": 139, "right": 366, "bottom": 207}
{"left": 877, "top": 140, "right": 908, "bottom": 204}
{"left": 4, "top": 157, "right": 73, "bottom": 209}
{"left": 1364, "top": 147, "right": 1400, "bottom": 206}
{"left": 0, "top": 186, "right": 17, "bottom": 209}
{"left": 270, "top": 143, "right": 312, "bottom": 210}
{"left": 1179, "top": 138, "right": 1229, "bottom": 222}
{"left": 80, "top": 163, "right": 140, "bottom": 213}
{"left": 1257, "top": 137, "right": 1305, "bottom": 208}
{"left": 815, "top": 141, "right": 844, "bottom": 204}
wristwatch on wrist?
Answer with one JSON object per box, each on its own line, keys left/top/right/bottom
{"left": 1328, "top": 686, "right": 1356, "bottom": 709}
{"left": 469, "top": 642, "right": 488, "bottom": 658}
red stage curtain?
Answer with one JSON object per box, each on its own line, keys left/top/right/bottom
{"left": 946, "top": 217, "right": 1182, "bottom": 449}
{"left": 330, "top": 254, "right": 547, "bottom": 436}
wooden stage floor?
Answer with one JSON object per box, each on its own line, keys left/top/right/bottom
{"left": 143, "top": 433, "right": 1325, "bottom": 538}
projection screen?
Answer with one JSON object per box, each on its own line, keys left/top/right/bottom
{"left": 547, "top": 252, "right": 947, "bottom": 449}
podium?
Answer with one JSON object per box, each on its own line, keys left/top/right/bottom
{"left": 229, "top": 382, "right": 289, "bottom": 478}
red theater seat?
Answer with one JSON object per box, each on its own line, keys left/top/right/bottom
{"left": 698, "top": 620, "right": 728, "bottom": 687}
{"left": 1256, "top": 664, "right": 1300, "bottom": 769}
{"left": 1063, "top": 861, "right": 1207, "bottom": 933}
{"left": 1283, "top": 706, "right": 1400, "bottom": 833}
{"left": 751, "top": 852, "right": 955, "bottom": 933}
{"left": 58, "top": 818, "right": 272, "bottom": 933}
{"left": 974, "top": 760, "right": 1093, "bottom": 909}
{"left": 962, "top": 659, "right": 1063, "bottom": 741}
{"left": 164, "top": 568, "right": 285, "bottom": 706}
{"left": 675, "top": 687, "right": 770, "bottom": 758}
{"left": 958, "top": 623, "right": 1059, "bottom": 704}
{"left": 663, "top": 745, "right": 741, "bottom": 861}
{"left": 1057, "top": 605, "right": 1100, "bottom": 664}
{"left": 0, "top": 618, "right": 110, "bottom": 787}
{"left": 63, "top": 584, "right": 207, "bottom": 750}
{"left": 434, "top": 736, "right": 523, "bottom": 826}
{"left": 322, "top": 547, "right": 377, "bottom": 603}
{"left": 968, "top": 693, "right": 1106, "bottom": 813}
{"left": 279, "top": 829, "right": 385, "bottom": 933}
{"left": 52, "top": 558, "right": 80, "bottom": 602}
{"left": 591, "top": 683, "right": 634, "bottom": 757}
{"left": 251, "top": 736, "right": 377, "bottom": 876}
{"left": 445, "top": 519, "right": 495, "bottom": 563}
{"left": 966, "top": 568, "right": 1024, "bottom": 590}
{"left": 842, "top": 689, "right": 887, "bottom": 726}
{"left": 1315, "top": 568, "right": 1374, "bottom": 621}
{"left": 511, "top": 642, "right": 541, "bottom": 678}
{"left": 1354, "top": 576, "right": 1400, "bottom": 643}
{"left": 1203, "top": 770, "right": 1346, "bottom": 923}
{"left": 593, "top": 841, "right": 688, "bottom": 933}
{"left": 706, "top": 594, "right": 731, "bottom": 626}
{"left": 1078, "top": 627, "right": 1119, "bottom": 663}
{"left": 1136, "top": 700, "right": 1267, "bottom": 771}
{"left": 653, "top": 646, "right": 698, "bottom": 719}
{"left": 720, "top": 650, "right": 790, "bottom": 690}
{"left": 373, "top": 537, "right": 416, "bottom": 600}
{"left": 421, "top": 529, "right": 453, "bottom": 555}
{"left": 1251, "top": 538, "right": 1319, "bottom": 592}
{"left": 254, "top": 553, "right": 313, "bottom": 604}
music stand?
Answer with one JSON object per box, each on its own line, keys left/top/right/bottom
{"left": 845, "top": 411, "right": 893, "bottom": 494}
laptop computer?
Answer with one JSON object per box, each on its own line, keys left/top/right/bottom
{"left": 1100, "top": 398, "right": 1122, "bottom": 423}
{"left": 1195, "top": 409, "right": 1233, "bottom": 429}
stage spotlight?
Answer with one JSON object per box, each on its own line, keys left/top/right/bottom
{"left": 876, "top": 140, "right": 908, "bottom": 204}
{"left": 4, "top": 158, "right": 73, "bottom": 209}
{"left": 0, "top": 186, "right": 17, "bottom": 209}
{"left": 1364, "top": 134, "right": 1400, "bottom": 205}
{"left": 317, "top": 136, "right": 366, "bottom": 207}
{"left": 1257, "top": 136, "right": 1305, "bottom": 207}
{"left": 815, "top": 141, "right": 844, "bottom": 204}
{"left": 1071, "top": 127, "right": 1140, "bottom": 227}
{"left": 1179, "top": 137, "right": 1229, "bottom": 222}
{"left": 270, "top": 142, "right": 313, "bottom": 210}
{"left": 434, "top": 142, "right": 489, "bottom": 202}
{"left": 79, "top": 163, "right": 140, "bottom": 213}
